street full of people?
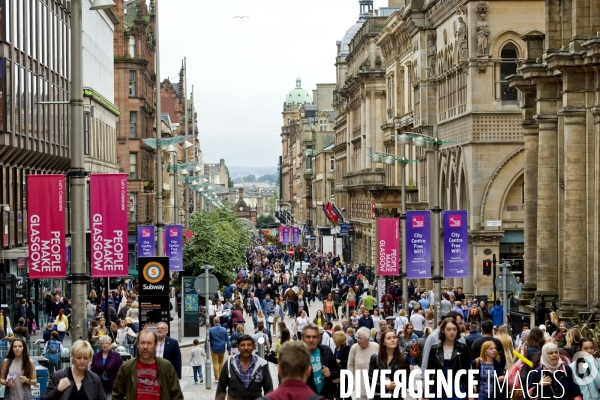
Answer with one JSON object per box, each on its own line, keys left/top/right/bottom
{"left": 212, "top": 238, "right": 600, "bottom": 400}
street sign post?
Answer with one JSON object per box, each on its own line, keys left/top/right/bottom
{"left": 288, "top": 248, "right": 294, "bottom": 257}
{"left": 494, "top": 263, "right": 516, "bottom": 325}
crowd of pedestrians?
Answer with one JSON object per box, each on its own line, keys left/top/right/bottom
{"left": 210, "top": 239, "right": 600, "bottom": 400}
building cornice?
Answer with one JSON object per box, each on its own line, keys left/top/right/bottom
{"left": 83, "top": 88, "right": 120, "bottom": 116}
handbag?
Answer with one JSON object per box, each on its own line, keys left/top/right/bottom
{"left": 100, "top": 371, "right": 109, "bottom": 381}
{"left": 266, "top": 350, "right": 278, "bottom": 364}
{"left": 257, "top": 310, "right": 264, "bottom": 318}
{"left": 506, "top": 346, "right": 527, "bottom": 389}
{"left": 267, "top": 315, "right": 274, "bottom": 324}
{"left": 56, "top": 321, "right": 67, "bottom": 332}
{"left": 126, "top": 334, "right": 136, "bottom": 345}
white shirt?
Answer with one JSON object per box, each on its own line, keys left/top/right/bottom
{"left": 321, "top": 331, "right": 336, "bottom": 352}
{"left": 156, "top": 339, "right": 165, "bottom": 358}
{"left": 410, "top": 314, "right": 426, "bottom": 331}
{"left": 395, "top": 316, "right": 408, "bottom": 334}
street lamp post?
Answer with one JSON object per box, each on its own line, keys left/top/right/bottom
{"left": 166, "top": 145, "right": 178, "bottom": 225}
{"left": 154, "top": 0, "right": 164, "bottom": 257}
{"left": 182, "top": 141, "right": 193, "bottom": 227}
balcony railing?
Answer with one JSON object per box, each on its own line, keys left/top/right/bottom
{"left": 343, "top": 171, "right": 385, "bottom": 188}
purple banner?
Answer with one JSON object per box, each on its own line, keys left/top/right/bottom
{"left": 282, "top": 226, "right": 290, "bottom": 245}
{"left": 292, "top": 227, "right": 300, "bottom": 246}
{"left": 164, "top": 225, "right": 183, "bottom": 271}
{"left": 138, "top": 226, "right": 155, "bottom": 257}
{"left": 443, "top": 210, "right": 469, "bottom": 278}
{"left": 406, "top": 211, "right": 432, "bottom": 279}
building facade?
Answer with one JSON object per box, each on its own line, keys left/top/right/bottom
{"left": 324, "top": 0, "right": 544, "bottom": 294}
{"left": 113, "top": 0, "right": 158, "bottom": 264}
{"left": 510, "top": 0, "right": 600, "bottom": 315}
{"left": 0, "top": 0, "right": 72, "bottom": 282}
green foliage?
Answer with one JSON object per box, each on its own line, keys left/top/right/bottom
{"left": 256, "top": 214, "right": 275, "bottom": 228}
{"left": 233, "top": 173, "right": 278, "bottom": 184}
{"left": 182, "top": 208, "right": 251, "bottom": 287}
{"left": 267, "top": 193, "right": 277, "bottom": 216}
{"left": 224, "top": 166, "right": 235, "bottom": 188}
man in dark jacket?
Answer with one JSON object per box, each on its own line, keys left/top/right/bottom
{"left": 357, "top": 309, "right": 374, "bottom": 330}
{"left": 294, "top": 294, "right": 310, "bottom": 319}
{"left": 216, "top": 334, "right": 273, "bottom": 400}
{"left": 301, "top": 323, "right": 340, "bottom": 399}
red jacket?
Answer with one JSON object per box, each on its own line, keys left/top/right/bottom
{"left": 265, "top": 379, "right": 320, "bottom": 400}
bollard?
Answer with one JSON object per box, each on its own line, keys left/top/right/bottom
{"left": 205, "top": 336, "right": 212, "bottom": 389}
{"left": 257, "top": 336, "right": 265, "bottom": 359}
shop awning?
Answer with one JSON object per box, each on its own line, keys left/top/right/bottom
{"left": 128, "top": 268, "right": 138, "bottom": 278}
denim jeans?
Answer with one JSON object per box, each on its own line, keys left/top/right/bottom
{"left": 286, "top": 301, "right": 295, "bottom": 317}
{"left": 251, "top": 310, "right": 258, "bottom": 328}
{"left": 192, "top": 365, "right": 203, "bottom": 382}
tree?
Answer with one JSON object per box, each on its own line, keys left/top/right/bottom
{"left": 224, "top": 166, "right": 235, "bottom": 188}
{"left": 256, "top": 214, "right": 275, "bottom": 228}
{"left": 182, "top": 208, "right": 251, "bottom": 286}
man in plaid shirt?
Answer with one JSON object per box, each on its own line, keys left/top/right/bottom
{"left": 216, "top": 334, "right": 273, "bottom": 400}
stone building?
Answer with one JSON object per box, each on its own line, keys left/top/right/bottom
{"left": 280, "top": 79, "right": 335, "bottom": 244}
{"left": 510, "top": 0, "right": 600, "bottom": 314}
{"left": 232, "top": 188, "right": 257, "bottom": 226}
{"left": 113, "top": 0, "right": 158, "bottom": 260}
{"left": 328, "top": 0, "right": 543, "bottom": 294}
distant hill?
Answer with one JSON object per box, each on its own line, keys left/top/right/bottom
{"left": 227, "top": 166, "right": 278, "bottom": 178}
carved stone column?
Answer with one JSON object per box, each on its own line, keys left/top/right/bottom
{"left": 560, "top": 107, "right": 588, "bottom": 311}
{"left": 348, "top": 107, "right": 354, "bottom": 174}
{"left": 522, "top": 125, "right": 539, "bottom": 301}
{"left": 366, "top": 91, "right": 372, "bottom": 170}
{"left": 361, "top": 96, "right": 366, "bottom": 171}
{"left": 535, "top": 115, "right": 559, "bottom": 294}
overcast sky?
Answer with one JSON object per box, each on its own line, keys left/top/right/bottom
{"left": 159, "top": 0, "right": 389, "bottom": 170}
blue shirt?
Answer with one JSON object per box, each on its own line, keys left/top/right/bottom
{"left": 418, "top": 298, "right": 430, "bottom": 311}
{"left": 235, "top": 354, "right": 257, "bottom": 388}
{"left": 310, "top": 348, "right": 325, "bottom": 394}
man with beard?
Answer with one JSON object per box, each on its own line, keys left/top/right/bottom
{"left": 216, "top": 334, "right": 273, "bottom": 400}
{"left": 155, "top": 322, "right": 182, "bottom": 379}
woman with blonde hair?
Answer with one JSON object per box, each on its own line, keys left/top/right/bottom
{"left": 346, "top": 287, "right": 357, "bottom": 312}
{"left": 565, "top": 328, "right": 583, "bottom": 358}
{"left": 471, "top": 341, "right": 505, "bottom": 399}
{"left": 495, "top": 326, "right": 515, "bottom": 370}
{"left": 126, "top": 301, "right": 139, "bottom": 332}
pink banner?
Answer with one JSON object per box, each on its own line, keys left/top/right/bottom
{"left": 28, "top": 175, "right": 66, "bottom": 278}
{"left": 378, "top": 218, "right": 400, "bottom": 276}
{"left": 90, "top": 174, "right": 128, "bottom": 277}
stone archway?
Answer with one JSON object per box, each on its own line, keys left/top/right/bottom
{"left": 480, "top": 147, "right": 525, "bottom": 224}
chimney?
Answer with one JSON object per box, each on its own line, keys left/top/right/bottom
{"left": 238, "top": 188, "right": 244, "bottom": 199}
{"left": 220, "top": 159, "right": 225, "bottom": 167}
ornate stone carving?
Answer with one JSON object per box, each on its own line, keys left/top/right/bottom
{"left": 427, "top": 31, "right": 437, "bottom": 75}
{"left": 476, "top": 13, "right": 490, "bottom": 56}
{"left": 475, "top": 1, "right": 489, "bottom": 13}
{"left": 456, "top": 16, "right": 468, "bottom": 59}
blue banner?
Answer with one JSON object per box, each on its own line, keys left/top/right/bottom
{"left": 164, "top": 225, "right": 183, "bottom": 272}
{"left": 405, "top": 211, "right": 432, "bottom": 279}
{"left": 282, "top": 226, "right": 290, "bottom": 245}
{"left": 137, "top": 226, "right": 156, "bottom": 258}
{"left": 292, "top": 227, "right": 300, "bottom": 246}
{"left": 443, "top": 210, "right": 469, "bottom": 278}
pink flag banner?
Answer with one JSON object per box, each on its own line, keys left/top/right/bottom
{"left": 90, "top": 174, "right": 128, "bottom": 277}
{"left": 28, "top": 175, "right": 66, "bottom": 278}
{"left": 377, "top": 218, "right": 400, "bottom": 276}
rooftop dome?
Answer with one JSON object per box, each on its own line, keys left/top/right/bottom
{"left": 285, "top": 77, "right": 313, "bottom": 105}
{"left": 338, "top": 0, "right": 373, "bottom": 56}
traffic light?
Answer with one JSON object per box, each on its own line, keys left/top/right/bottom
{"left": 483, "top": 259, "right": 492, "bottom": 276}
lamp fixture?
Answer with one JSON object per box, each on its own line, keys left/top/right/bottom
{"left": 182, "top": 141, "right": 193, "bottom": 150}
{"left": 166, "top": 144, "right": 177, "bottom": 153}
{"left": 371, "top": 154, "right": 382, "bottom": 163}
{"left": 90, "top": 0, "right": 116, "bottom": 10}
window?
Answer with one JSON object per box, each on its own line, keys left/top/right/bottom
{"left": 84, "top": 112, "right": 90, "bottom": 155}
{"left": 129, "top": 112, "right": 137, "bottom": 138}
{"left": 330, "top": 182, "right": 335, "bottom": 199}
{"left": 500, "top": 44, "right": 518, "bottom": 102}
{"left": 330, "top": 156, "right": 335, "bottom": 172}
{"left": 130, "top": 153, "right": 137, "bottom": 179}
{"left": 129, "top": 71, "right": 136, "bottom": 96}
{"left": 129, "top": 193, "right": 137, "bottom": 222}
{"left": 129, "top": 36, "right": 136, "bottom": 58}
{"left": 319, "top": 119, "right": 327, "bottom": 131}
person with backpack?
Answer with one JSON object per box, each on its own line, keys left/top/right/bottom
{"left": 398, "top": 323, "right": 419, "bottom": 367}
{"left": 230, "top": 323, "right": 244, "bottom": 355}
{"left": 43, "top": 331, "right": 63, "bottom": 374}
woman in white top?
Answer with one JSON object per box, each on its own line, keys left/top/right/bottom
{"left": 372, "top": 309, "right": 382, "bottom": 331}
{"left": 115, "top": 319, "right": 137, "bottom": 353}
{"left": 294, "top": 310, "right": 309, "bottom": 340}
{"left": 410, "top": 310, "right": 426, "bottom": 338}
{"left": 126, "top": 301, "right": 140, "bottom": 332}
{"left": 395, "top": 309, "right": 409, "bottom": 335}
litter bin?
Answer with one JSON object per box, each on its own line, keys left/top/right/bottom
{"left": 118, "top": 351, "right": 132, "bottom": 362}
{"left": 31, "top": 364, "right": 49, "bottom": 400}
{"left": 59, "top": 347, "right": 70, "bottom": 370}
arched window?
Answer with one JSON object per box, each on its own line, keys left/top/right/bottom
{"left": 500, "top": 43, "right": 518, "bottom": 102}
